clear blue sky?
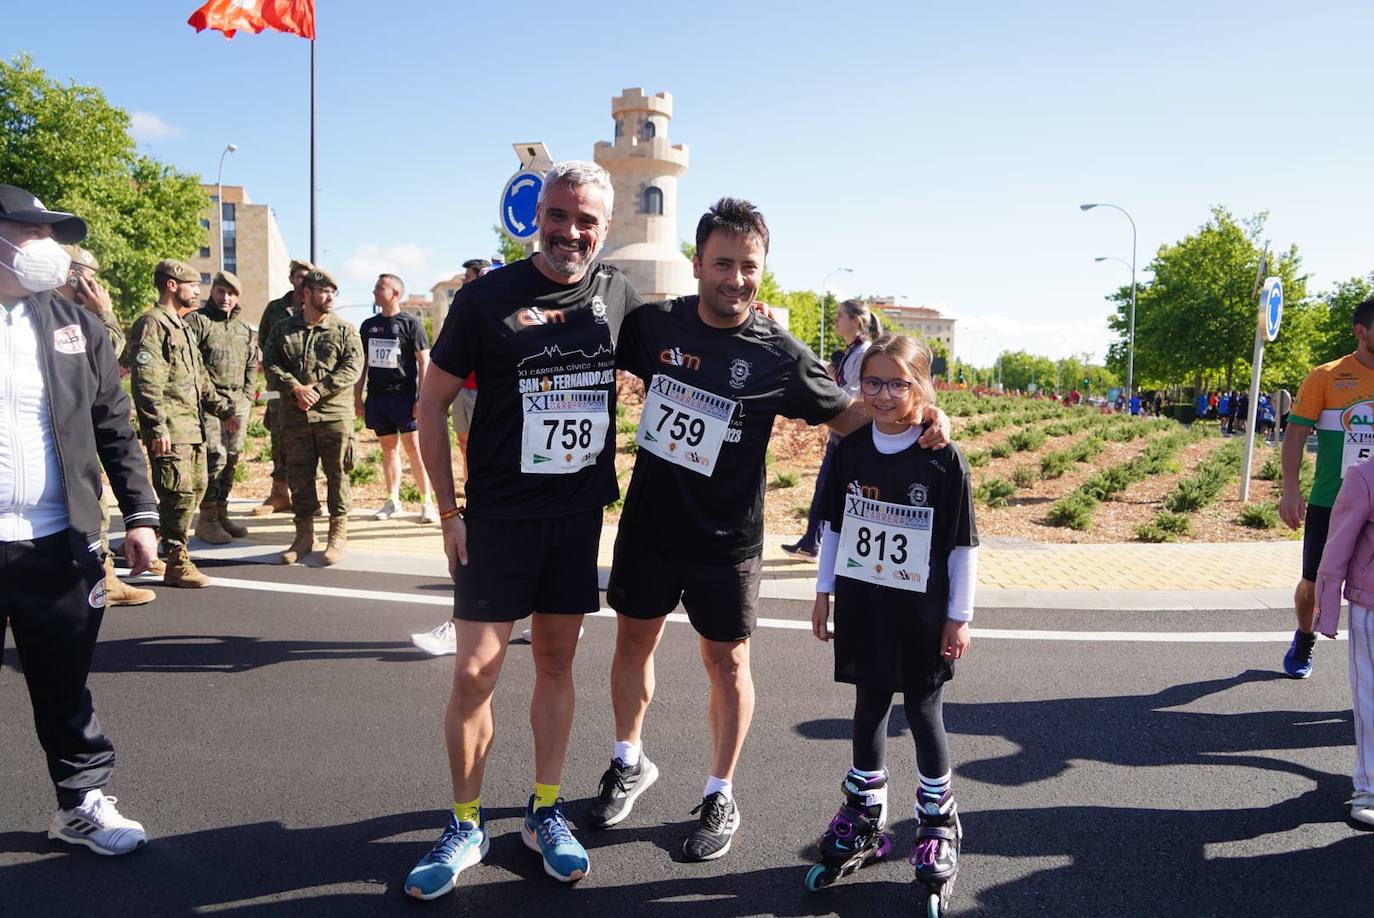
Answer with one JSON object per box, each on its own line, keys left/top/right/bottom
{"left": 7, "top": 1, "right": 1372, "bottom": 365}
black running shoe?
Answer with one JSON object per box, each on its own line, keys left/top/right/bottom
{"left": 588, "top": 756, "right": 659, "bottom": 828}
{"left": 683, "top": 792, "right": 740, "bottom": 861}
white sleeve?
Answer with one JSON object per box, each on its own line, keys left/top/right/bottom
{"left": 816, "top": 522, "right": 841, "bottom": 593}
{"left": 946, "top": 545, "right": 978, "bottom": 622}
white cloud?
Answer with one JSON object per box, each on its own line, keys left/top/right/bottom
{"left": 128, "top": 111, "right": 184, "bottom": 143}
{"left": 956, "top": 312, "right": 1112, "bottom": 367}
{"left": 338, "top": 243, "right": 444, "bottom": 304}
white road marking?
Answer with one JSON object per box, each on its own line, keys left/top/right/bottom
{"left": 210, "top": 576, "right": 1344, "bottom": 643}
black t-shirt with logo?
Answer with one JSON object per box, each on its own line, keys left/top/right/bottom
{"left": 429, "top": 259, "right": 642, "bottom": 520}
{"left": 616, "top": 297, "right": 851, "bottom": 564}
{"left": 359, "top": 311, "right": 429, "bottom": 397}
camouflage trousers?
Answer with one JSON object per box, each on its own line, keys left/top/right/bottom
{"left": 265, "top": 397, "right": 290, "bottom": 483}
{"left": 204, "top": 400, "right": 249, "bottom": 504}
{"left": 284, "top": 419, "right": 355, "bottom": 518}
{"left": 146, "top": 442, "right": 207, "bottom": 551}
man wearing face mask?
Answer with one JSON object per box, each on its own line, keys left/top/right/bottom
{"left": 55, "top": 246, "right": 158, "bottom": 607}
{"left": 123, "top": 259, "right": 240, "bottom": 588}
{"left": 254, "top": 258, "right": 313, "bottom": 516}
{"left": 0, "top": 184, "right": 159, "bottom": 855}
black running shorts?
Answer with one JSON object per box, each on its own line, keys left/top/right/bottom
{"left": 606, "top": 530, "right": 762, "bottom": 643}
{"left": 453, "top": 509, "right": 602, "bottom": 621}
{"left": 1301, "top": 502, "right": 1333, "bottom": 584}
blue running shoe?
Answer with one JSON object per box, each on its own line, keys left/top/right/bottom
{"left": 405, "top": 810, "right": 488, "bottom": 900}
{"left": 1283, "top": 629, "right": 1316, "bottom": 679}
{"left": 522, "top": 796, "right": 589, "bottom": 882}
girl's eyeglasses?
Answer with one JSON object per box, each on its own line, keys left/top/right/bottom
{"left": 860, "top": 376, "right": 914, "bottom": 397}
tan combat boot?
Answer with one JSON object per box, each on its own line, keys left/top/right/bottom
{"left": 194, "top": 501, "right": 232, "bottom": 544}
{"left": 279, "top": 517, "right": 315, "bottom": 565}
{"left": 321, "top": 516, "right": 348, "bottom": 566}
{"left": 252, "top": 480, "right": 291, "bottom": 516}
{"left": 103, "top": 555, "right": 155, "bottom": 607}
{"left": 218, "top": 500, "right": 249, "bottom": 538}
{"left": 164, "top": 545, "right": 212, "bottom": 588}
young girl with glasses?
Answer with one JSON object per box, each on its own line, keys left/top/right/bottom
{"left": 805, "top": 334, "right": 978, "bottom": 915}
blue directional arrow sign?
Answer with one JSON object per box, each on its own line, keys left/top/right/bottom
{"left": 500, "top": 169, "right": 543, "bottom": 240}
{"left": 1261, "top": 277, "right": 1283, "bottom": 342}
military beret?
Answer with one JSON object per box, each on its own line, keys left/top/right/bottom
{"left": 289, "top": 258, "right": 315, "bottom": 275}
{"left": 213, "top": 270, "right": 241, "bottom": 293}
{"left": 154, "top": 259, "right": 199, "bottom": 283}
{"left": 303, "top": 267, "right": 338, "bottom": 290}
{"left": 61, "top": 244, "right": 100, "bottom": 273}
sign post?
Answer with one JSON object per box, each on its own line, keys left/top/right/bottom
{"left": 1240, "top": 275, "right": 1283, "bottom": 502}
{"left": 499, "top": 142, "right": 554, "bottom": 249}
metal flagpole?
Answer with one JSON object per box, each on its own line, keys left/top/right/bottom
{"left": 310, "top": 38, "right": 317, "bottom": 263}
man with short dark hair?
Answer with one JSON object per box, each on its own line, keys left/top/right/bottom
{"left": 355, "top": 273, "right": 436, "bottom": 522}
{"left": 0, "top": 183, "right": 159, "bottom": 854}
{"left": 590, "top": 197, "right": 950, "bottom": 861}
{"left": 253, "top": 258, "right": 313, "bottom": 516}
{"left": 124, "top": 259, "right": 239, "bottom": 588}
{"left": 263, "top": 267, "right": 362, "bottom": 566}
{"left": 186, "top": 270, "right": 257, "bottom": 542}
{"left": 1278, "top": 297, "right": 1374, "bottom": 678}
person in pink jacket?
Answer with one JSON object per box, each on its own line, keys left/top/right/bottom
{"left": 1315, "top": 453, "right": 1374, "bottom": 826}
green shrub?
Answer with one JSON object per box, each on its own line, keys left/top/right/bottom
{"left": 1134, "top": 522, "right": 1178, "bottom": 543}
{"left": 246, "top": 419, "right": 268, "bottom": 439}
{"left": 1255, "top": 452, "right": 1281, "bottom": 481}
{"left": 1047, "top": 493, "right": 1097, "bottom": 530}
{"left": 1238, "top": 502, "right": 1280, "bottom": 529}
{"left": 772, "top": 469, "right": 800, "bottom": 489}
{"left": 1012, "top": 465, "right": 1039, "bottom": 488}
{"left": 989, "top": 441, "right": 1013, "bottom": 459}
{"left": 617, "top": 417, "right": 638, "bottom": 436}
{"left": 975, "top": 476, "right": 1016, "bottom": 508}
{"left": 1007, "top": 427, "right": 1048, "bottom": 452}
{"left": 349, "top": 462, "right": 378, "bottom": 485}
{"left": 399, "top": 481, "right": 423, "bottom": 504}
{"left": 1040, "top": 451, "right": 1072, "bottom": 479}
{"left": 965, "top": 449, "right": 990, "bottom": 468}
{"left": 1070, "top": 437, "right": 1105, "bottom": 462}
{"left": 232, "top": 463, "right": 250, "bottom": 484}
{"left": 1153, "top": 511, "right": 1192, "bottom": 535}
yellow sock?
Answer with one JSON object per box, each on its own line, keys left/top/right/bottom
{"left": 533, "top": 782, "right": 560, "bottom": 811}
{"left": 452, "top": 798, "right": 481, "bottom": 825}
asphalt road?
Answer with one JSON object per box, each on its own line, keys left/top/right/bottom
{"left": 1, "top": 558, "right": 1367, "bottom": 917}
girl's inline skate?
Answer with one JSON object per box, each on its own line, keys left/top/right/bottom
{"left": 911, "top": 785, "right": 961, "bottom": 917}
{"left": 804, "top": 771, "right": 893, "bottom": 891}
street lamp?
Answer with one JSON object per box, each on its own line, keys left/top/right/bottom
{"left": 1081, "top": 202, "right": 1137, "bottom": 396}
{"left": 818, "top": 267, "right": 853, "bottom": 359}
{"left": 216, "top": 143, "right": 238, "bottom": 272}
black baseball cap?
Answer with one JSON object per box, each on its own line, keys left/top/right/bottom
{"left": 0, "top": 184, "right": 87, "bottom": 243}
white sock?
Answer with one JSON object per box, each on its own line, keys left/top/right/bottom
{"left": 704, "top": 776, "right": 733, "bottom": 801}
{"left": 614, "top": 740, "right": 641, "bottom": 767}
{"left": 388, "top": 490, "right": 400, "bottom": 502}
{"left": 917, "top": 769, "right": 952, "bottom": 816}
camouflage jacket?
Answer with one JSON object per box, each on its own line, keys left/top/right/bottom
{"left": 186, "top": 302, "right": 256, "bottom": 404}
{"left": 122, "top": 305, "right": 237, "bottom": 443}
{"left": 263, "top": 311, "right": 363, "bottom": 423}
{"left": 259, "top": 291, "right": 298, "bottom": 355}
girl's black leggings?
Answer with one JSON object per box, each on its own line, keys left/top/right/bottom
{"left": 851, "top": 681, "right": 948, "bottom": 777}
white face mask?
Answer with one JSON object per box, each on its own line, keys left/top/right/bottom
{"left": 0, "top": 235, "right": 73, "bottom": 292}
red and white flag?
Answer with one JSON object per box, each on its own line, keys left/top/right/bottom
{"left": 188, "top": 0, "right": 315, "bottom": 40}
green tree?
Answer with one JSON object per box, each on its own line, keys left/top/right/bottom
{"left": 995, "top": 350, "right": 1058, "bottom": 392}
{"left": 0, "top": 54, "right": 207, "bottom": 322}
{"left": 493, "top": 224, "right": 531, "bottom": 265}
{"left": 1103, "top": 207, "right": 1308, "bottom": 391}
{"left": 1308, "top": 273, "right": 1374, "bottom": 368}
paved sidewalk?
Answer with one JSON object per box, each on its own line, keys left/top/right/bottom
{"left": 193, "top": 501, "right": 1305, "bottom": 611}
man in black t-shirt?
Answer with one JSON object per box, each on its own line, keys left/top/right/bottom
{"left": 405, "top": 161, "right": 641, "bottom": 898}
{"left": 355, "top": 273, "right": 436, "bottom": 522}
{"left": 588, "top": 198, "right": 950, "bottom": 862}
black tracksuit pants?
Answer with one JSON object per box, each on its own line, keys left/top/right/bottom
{"left": 1, "top": 532, "right": 116, "bottom": 809}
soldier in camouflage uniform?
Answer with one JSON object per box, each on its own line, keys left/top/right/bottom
{"left": 185, "top": 270, "right": 256, "bottom": 544}
{"left": 56, "top": 245, "right": 158, "bottom": 606}
{"left": 123, "top": 259, "right": 239, "bottom": 588}
{"left": 262, "top": 267, "right": 362, "bottom": 566}
{"left": 253, "top": 258, "right": 313, "bottom": 516}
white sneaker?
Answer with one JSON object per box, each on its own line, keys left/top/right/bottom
{"left": 1351, "top": 793, "right": 1374, "bottom": 826}
{"left": 411, "top": 620, "right": 457, "bottom": 656}
{"left": 49, "top": 789, "right": 147, "bottom": 855}
{"left": 419, "top": 502, "right": 439, "bottom": 524}
{"left": 373, "top": 498, "right": 400, "bottom": 521}
{"left": 521, "top": 625, "right": 586, "bottom": 643}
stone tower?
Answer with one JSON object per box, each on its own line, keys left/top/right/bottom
{"left": 594, "top": 88, "right": 694, "bottom": 300}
